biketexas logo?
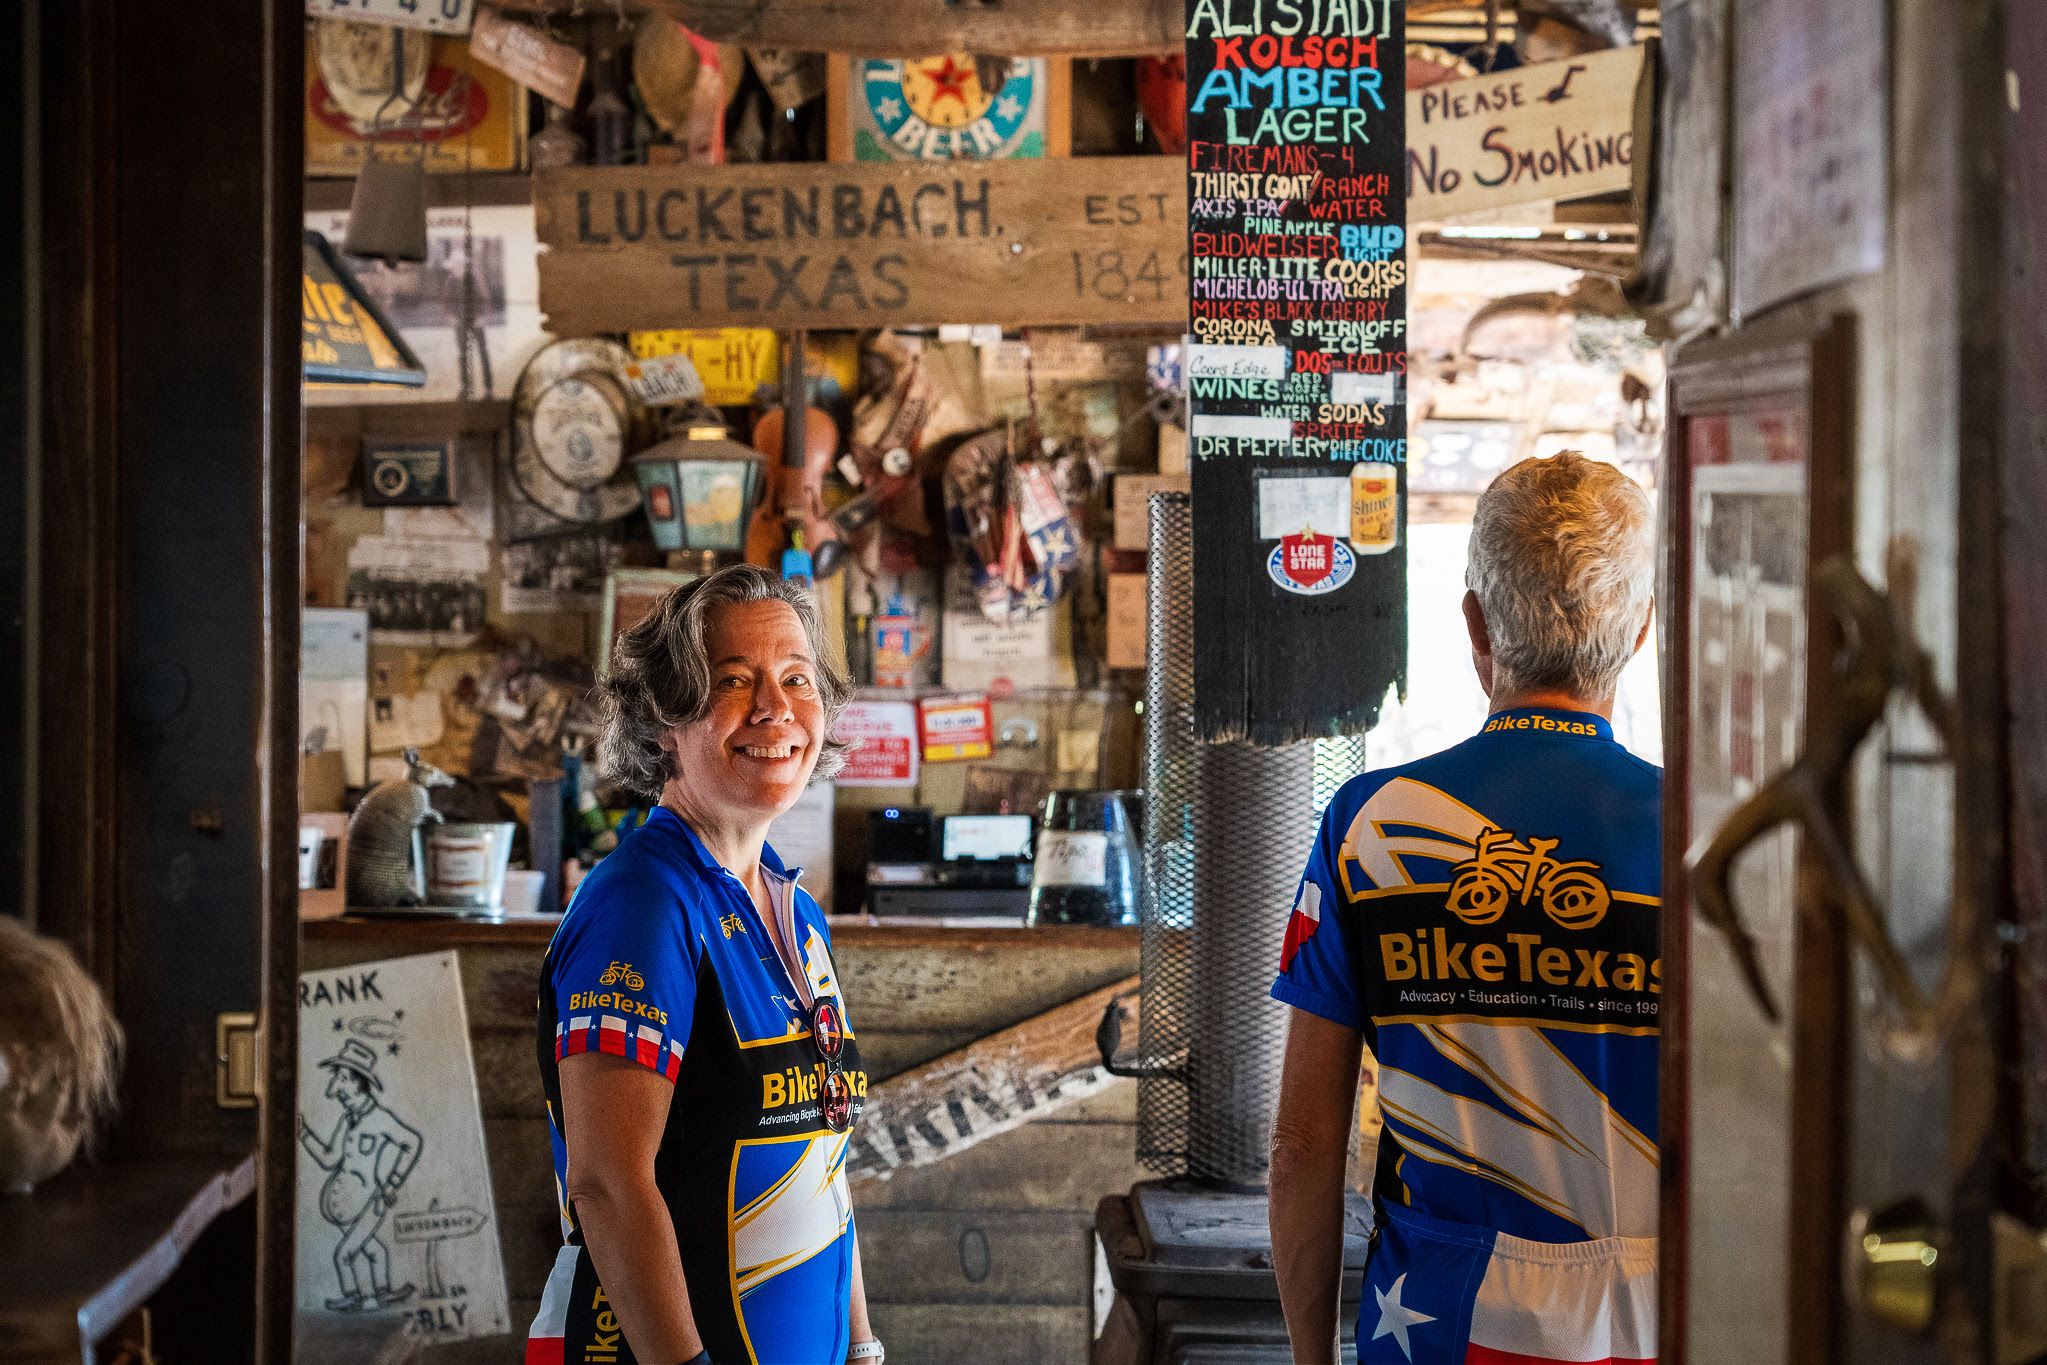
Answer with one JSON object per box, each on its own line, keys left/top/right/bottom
{"left": 1338, "top": 779, "right": 1658, "bottom": 998}
{"left": 1446, "top": 827, "right": 1611, "bottom": 931}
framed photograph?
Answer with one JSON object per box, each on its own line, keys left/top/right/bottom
{"left": 361, "top": 437, "right": 458, "bottom": 506}
{"left": 597, "top": 569, "right": 700, "bottom": 678}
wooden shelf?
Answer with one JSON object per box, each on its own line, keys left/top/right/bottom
{"left": 306, "top": 913, "right": 1138, "bottom": 951}
{"left": 304, "top": 172, "right": 534, "bottom": 214}
{"left": 0, "top": 1152, "right": 255, "bottom": 1363}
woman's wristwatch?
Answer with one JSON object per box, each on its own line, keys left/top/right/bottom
{"left": 847, "top": 1341, "right": 885, "bottom": 1363}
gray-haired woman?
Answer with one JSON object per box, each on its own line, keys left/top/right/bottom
{"left": 527, "top": 564, "right": 883, "bottom": 1365}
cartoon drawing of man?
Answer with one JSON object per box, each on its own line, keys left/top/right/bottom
{"left": 299, "top": 1037, "right": 424, "bottom": 1312}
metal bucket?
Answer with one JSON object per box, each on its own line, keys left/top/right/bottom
{"left": 420, "top": 821, "right": 518, "bottom": 911}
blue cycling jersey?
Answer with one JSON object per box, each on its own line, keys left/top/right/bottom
{"left": 527, "top": 807, "right": 865, "bottom": 1365}
{"left": 1273, "top": 707, "right": 1663, "bottom": 1246}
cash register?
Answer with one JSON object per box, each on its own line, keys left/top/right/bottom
{"left": 865, "top": 809, "right": 1035, "bottom": 921}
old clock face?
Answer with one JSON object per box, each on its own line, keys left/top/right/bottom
{"left": 859, "top": 55, "right": 1040, "bottom": 159}
{"left": 510, "top": 337, "right": 644, "bottom": 525}
{"left": 531, "top": 377, "right": 624, "bottom": 490}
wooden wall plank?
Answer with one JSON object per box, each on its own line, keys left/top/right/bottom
{"left": 495, "top": 0, "right": 1183, "bottom": 58}
{"left": 850, "top": 979, "right": 1136, "bottom": 1182}
{"left": 535, "top": 157, "right": 1186, "bottom": 333}
{"left": 869, "top": 1303, "right": 1094, "bottom": 1365}
{"left": 856, "top": 1209, "right": 1096, "bottom": 1306}
{"left": 854, "top": 1119, "right": 1143, "bottom": 1212}
{"left": 304, "top": 927, "right": 1139, "bottom": 1037}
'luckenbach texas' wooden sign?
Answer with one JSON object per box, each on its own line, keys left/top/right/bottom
{"left": 536, "top": 158, "right": 1189, "bottom": 334}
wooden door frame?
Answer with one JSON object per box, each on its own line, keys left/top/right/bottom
{"left": 1658, "top": 313, "right": 1857, "bottom": 1365}
{"left": 20, "top": 0, "right": 302, "bottom": 1357}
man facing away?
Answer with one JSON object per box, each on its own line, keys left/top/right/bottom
{"left": 1270, "top": 452, "right": 1662, "bottom": 1365}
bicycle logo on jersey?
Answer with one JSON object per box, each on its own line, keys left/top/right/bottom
{"left": 1446, "top": 827, "right": 1611, "bottom": 930}
{"left": 598, "top": 961, "right": 645, "bottom": 989}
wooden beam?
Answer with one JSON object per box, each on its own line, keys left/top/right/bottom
{"left": 535, "top": 156, "right": 1186, "bottom": 332}
{"left": 847, "top": 977, "right": 1137, "bottom": 1185}
{"left": 494, "top": 0, "right": 1182, "bottom": 57}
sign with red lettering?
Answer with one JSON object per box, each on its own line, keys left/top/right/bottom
{"left": 837, "top": 700, "right": 921, "bottom": 786}
{"left": 1406, "top": 46, "right": 1646, "bottom": 223}
{"left": 916, "top": 693, "right": 995, "bottom": 763}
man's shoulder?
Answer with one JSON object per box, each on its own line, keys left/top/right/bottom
{"left": 1323, "top": 735, "right": 1502, "bottom": 818}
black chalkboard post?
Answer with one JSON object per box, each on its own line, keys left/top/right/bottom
{"left": 1183, "top": 0, "right": 1409, "bottom": 745}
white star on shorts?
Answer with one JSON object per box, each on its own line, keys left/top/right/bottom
{"left": 1372, "top": 1273, "right": 1436, "bottom": 1361}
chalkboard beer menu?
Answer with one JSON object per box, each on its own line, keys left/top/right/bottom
{"left": 1184, "top": 0, "right": 1408, "bottom": 744}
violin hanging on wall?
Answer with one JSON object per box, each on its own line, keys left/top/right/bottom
{"left": 745, "top": 328, "right": 844, "bottom": 577}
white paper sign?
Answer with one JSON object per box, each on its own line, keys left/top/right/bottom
{"left": 303, "top": 608, "right": 369, "bottom": 787}
{"left": 305, "top": 0, "right": 476, "bottom": 36}
{"left": 1331, "top": 371, "right": 1399, "bottom": 406}
{"left": 1190, "top": 414, "right": 1293, "bottom": 442}
{"left": 1035, "top": 830, "right": 1108, "bottom": 888}
{"left": 1185, "top": 344, "right": 1289, "bottom": 380}
{"left": 1257, "top": 476, "right": 1353, "bottom": 540}
{"left": 296, "top": 952, "right": 509, "bottom": 1343}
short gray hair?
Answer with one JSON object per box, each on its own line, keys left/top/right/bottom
{"left": 1465, "top": 452, "right": 1654, "bottom": 699}
{"left": 597, "top": 564, "right": 852, "bottom": 802}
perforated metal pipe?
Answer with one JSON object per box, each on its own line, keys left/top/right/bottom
{"left": 1137, "top": 492, "right": 1364, "bottom": 1185}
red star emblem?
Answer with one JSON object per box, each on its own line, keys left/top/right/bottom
{"left": 919, "top": 55, "right": 976, "bottom": 112}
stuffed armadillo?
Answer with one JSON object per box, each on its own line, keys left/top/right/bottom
{"left": 345, "top": 747, "right": 451, "bottom": 907}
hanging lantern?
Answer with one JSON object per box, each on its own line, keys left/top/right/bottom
{"left": 632, "top": 427, "right": 766, "bottom": 558}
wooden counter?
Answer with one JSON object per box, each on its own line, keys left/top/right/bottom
{"left": 0, "top": 1153, "right": 254, "bottom": 1363}
{"left": 302, "top": 917, "right": 1147, "bottom": 1364}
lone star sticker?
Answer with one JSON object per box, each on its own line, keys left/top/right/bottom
{"left": 1372, "top": 1273, "right": 1436, "bottom": 1361}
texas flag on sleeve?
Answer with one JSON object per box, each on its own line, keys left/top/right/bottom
{"left": 1279, "top": 879, "right": 1321, "bottom": 973}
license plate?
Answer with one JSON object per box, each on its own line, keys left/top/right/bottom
{"left": 622, "top": 354, "right": 708, "bottom": 408}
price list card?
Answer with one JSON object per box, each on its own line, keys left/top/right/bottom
{"left": 1184, "top": 0, "right": 1409, "bottom": 744}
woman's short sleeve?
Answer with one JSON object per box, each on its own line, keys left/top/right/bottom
{"left": 549, "top": 872, "right": 700, "bottom": 1083}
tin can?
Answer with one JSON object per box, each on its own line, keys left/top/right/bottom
{"left": 1349, "top": 462, "right": 1399, "bottom": 555}
{"left": 421, "top": 821, "right": 518, "bottom": 912}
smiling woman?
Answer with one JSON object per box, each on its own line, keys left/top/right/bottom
{"left": 528, "top": 565, "right": 881, "bottom": 1365}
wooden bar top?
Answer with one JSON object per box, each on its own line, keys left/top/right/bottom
{"left": 0, "top": 1152, "right": 254, "bottom": 1362}
{"left": 305, "top": 916, "right": 1140, "bottom": 952}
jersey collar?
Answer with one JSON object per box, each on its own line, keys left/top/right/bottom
{"left": 645, "top": 804, "right": 802, "bottom": 881}
{"left": 1480, "top": 706, "right": 1614, "bottom": 741}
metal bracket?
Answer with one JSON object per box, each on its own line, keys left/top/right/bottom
{"left": 1685, "top": 557, "right": 1974, "bottom": 1048}
{"left": 215, "top": 1012, "right": 261, "bottom": 1109}
{"left": 1994, "top": 1212, "right": 2047, "bottom": 1365}
{"left": 1095, "top": 988, "right": 1177, "bottom": 1081}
